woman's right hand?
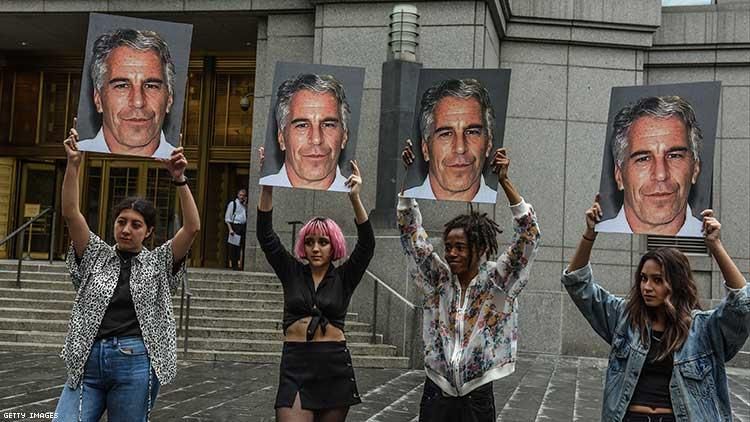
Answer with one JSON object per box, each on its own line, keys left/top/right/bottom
{"left": 63, "top": 118, "right": 82, "bottom": 167}
{"left": 401, "top": 139, "right": 415, "bottom": 168}
{"left": 585, "top": 194, "right": 603, "bottom": 233}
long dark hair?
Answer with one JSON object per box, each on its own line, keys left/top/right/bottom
{"left": 626, "top": 248, "right": 701, "bottom": 360}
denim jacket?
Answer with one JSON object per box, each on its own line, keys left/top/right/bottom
{"left": 562, "top": 264, "right": 750, "bottom": 422}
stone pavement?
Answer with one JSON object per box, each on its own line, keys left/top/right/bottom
{"left": 1, "top": 351, "right": 748, "bottom": 421}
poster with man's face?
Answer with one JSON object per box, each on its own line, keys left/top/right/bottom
{"left": 259, "top": 62, "right": 365, "bottom": 193}
{"left": 402, "top": 69, "right": 510, "bottom": 204}
{"left": 596, "top": 81, "right": 720, "bottom": 237}
{"left": 75, "top": 13, "right": 193, "bottom": 159}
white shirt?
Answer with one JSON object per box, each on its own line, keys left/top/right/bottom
{"left": 596, "top": 203, "right": 704, "bottom": 237}
{"left": 258, "top": 163, "right": 349, "bottom": 192}
{"left": 77, "top": 128, "right": 175, "bottom": 159}
{"left": 224, "top": 198, "right": 247, "bottom": 225}
{"left": 402, "top": 174, "right": 497, "bottom": 203}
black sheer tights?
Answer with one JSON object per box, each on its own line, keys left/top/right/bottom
{"left": 276, "top": 393, "right": 349, "bottom": 422}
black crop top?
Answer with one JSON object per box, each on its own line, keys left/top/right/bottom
{"left": 630, "top": 330, "right": 673, "bottom": 409}
{"left": 256, "top": 208, "right": 375, "bottom": 341}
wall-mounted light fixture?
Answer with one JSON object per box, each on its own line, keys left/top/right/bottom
{"left": 388, "top": 4, "right": 419, "bottom": 62}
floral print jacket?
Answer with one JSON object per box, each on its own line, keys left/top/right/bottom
{"left": 397, "top": 197, "right": 540, "bottom": 396}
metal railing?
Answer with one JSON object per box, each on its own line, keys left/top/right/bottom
{"left": 0, "top": 207, "right": 55, "bottom": 287}
{"left": 177, "top": 269, "right": 193, "bottom": 354}
{"left": 364, "top": 269, "right": 420, "bottom": 367}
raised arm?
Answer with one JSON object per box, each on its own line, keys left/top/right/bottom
{"left": 346, "top": 160, "right": 367, "bottom": 224}
{"left": 702, "top": 210, "right": 750, "bottom": 361}
{"left": 567, "top": 194, "right": 602, "bottom": 273}
{"left": 491, "top": 148, "right": 540, "bottom": 298}
{"left": 62, "top": 123, "right": 90, "bottom": 257}
{"left": 339, "top": 160, "right": 375, "bottom": 291}
{"left": 397, "top": 140, "right": 449, "bottom": 290}
{"left": 164, "top": 146, "right": 200, "bottom": 263}
{"left": 561, "top": 196, "right": 624, "bottom": 344}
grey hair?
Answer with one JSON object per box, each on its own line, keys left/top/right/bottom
{"left": 274, "top": 74, "right": 351, "bottom": 133}
{"left": 419, "top": 79, "right": 495, "bottom": 144}
{"left": 90, "top": 28, "right": 176, "bottom": 98}
{"left": 612, "top": 96, "right": 702, "bottom": 167}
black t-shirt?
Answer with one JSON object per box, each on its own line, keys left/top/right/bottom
{"left": 630, "top": 330, "right": 673, "bottom": 409}
{"left": 96, "top": 249, "right": 142, "bottom": 340}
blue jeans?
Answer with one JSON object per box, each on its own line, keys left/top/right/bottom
{"left": 53, "top": 336, "right": 160, "bottom": 422}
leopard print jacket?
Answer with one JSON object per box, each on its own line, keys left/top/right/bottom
{"left": 63, "top": 231, "right": 186, "bottom": 388}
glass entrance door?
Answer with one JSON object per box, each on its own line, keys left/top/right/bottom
{"left": 17, "top": 162, "right": 56, "bottom": 259}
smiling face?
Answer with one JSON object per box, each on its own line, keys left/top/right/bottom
{"left": 113, "top": 208, "right": 154, "bottom": 253}
{"left": 615, "top": 116, "right": 700, "bottom": 235}
{"left": 639, "top": 258, "right": 670, "bottom": 309}
{"left": 422, "top": 97, "right": 491, "bottom": 201}
{"left": 303, "top": 232, "right": 333, "bottom": 270}
{"left": 443, "top": 228, "right": 483, "bottom": 279}
{"left": 278, "top": 90, "right": 347, "bottom": 190}
{"left": 94, "top": 46, "right": 172, "bottom": 156}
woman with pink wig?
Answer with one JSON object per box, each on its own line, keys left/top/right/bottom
{"left": 257, "top": 153, "right": 374, "bottom": 422}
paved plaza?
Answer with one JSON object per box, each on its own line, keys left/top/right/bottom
{"left": 0, "top": 352, "right": 748, "bottom": 421}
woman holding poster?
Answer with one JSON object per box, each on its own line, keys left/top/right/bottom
{"left": 562, "top": 196, "right": 749, "bottom": 422}
{"left": 54, "top": 124, "right": 200, "bottom": 422}
{"left": 256, "top": 148, "right": 374, "bottom": 422}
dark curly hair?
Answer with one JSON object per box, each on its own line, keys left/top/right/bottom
{"left": 443, "top": 211, "right": 502, "bottom": 265}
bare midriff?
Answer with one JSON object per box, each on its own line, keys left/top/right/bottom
{"left": 627, "top": 404, "right": 673, "bottom": 414}
{"left": 284, "top": 316, "right": 346, "bottom": 342}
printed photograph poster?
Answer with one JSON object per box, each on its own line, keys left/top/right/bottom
{"left": 76, "top": 13, "right": 193, "bottom": 159}
{"left": 596, "top": 81, "right": 720, "bottom": 237}
{"left": 259, "top": 62, "right": 365, "bottom": 193}
{"left": 402, "top": 68, "right": 510, "bottom": 204}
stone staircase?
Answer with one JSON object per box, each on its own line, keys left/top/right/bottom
{"left": 0, "top": 261, "right": 410, "bottom": 369}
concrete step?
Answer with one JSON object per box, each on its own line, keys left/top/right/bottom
{"left": 172, "top": 305, "right": 357, "bottom": 321}
{"left": 0, "top": 307, "right": 71, "bottom": 320}
{"left": 0, "top": 329, "right": 65, "bottom": 344}
{"left": 0, "top": 279, "right": 72, "bottom": 291}
{"left": 0, "top": 297, "right": 73, "bottom": 310}
{"left": 0, "top": 318, "right": 68, "bottom": 332}
{"left": 176, "top": 349, "right": 410, "bottom": 369}
{"left": 179, "top": 296, "right": 284, "bottom": 310}
{"left": 177, "top": 338, "right": 395, "bottom": 356}
{"left": 185, "top": 316, "right": 371, "bottom": 331}
{"left": 187, "top": 287, "right": 284, "bottom": 301}
{"left": 0, "top": 270, "right": 72, "bottom": 282}
{"left": 180, "top": 327, "right": 382, "bottom": 344}
{"left": 0, "top": 262, "right": 69, "bottom": 273}
{"left": 181, "top": 279, "right": 282, "bottom": 291}
{"left": 0, "top": 287, "right": 76, "bottom": 301}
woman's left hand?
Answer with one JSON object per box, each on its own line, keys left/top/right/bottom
{"left": 702, "top": 209, "right": 721, "bottom": 244}
{"left": 345, "top": 160, "right": 362, "bottom": 196}
{"left": 164, "top": 146, "right": 188, "bottom": 182}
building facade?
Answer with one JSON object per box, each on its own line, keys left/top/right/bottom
{"left": 0, "top": 0, "right": 748, "bottom": 361}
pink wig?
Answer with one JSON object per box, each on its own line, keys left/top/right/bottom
{"left": 294, "top": 217, "right": 347, "bottom": 261}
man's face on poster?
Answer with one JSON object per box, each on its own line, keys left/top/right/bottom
{"left": 94, "top": 46, "right": 173, "bottom": 155}
{"left": 614, "top": 115, "right": 700, "bottom": 230}
{"left": 421, "top": 96, "right": 491, "bottom": 198}
{"left": 277, "top": 89, "right": 347, "bottom": 187}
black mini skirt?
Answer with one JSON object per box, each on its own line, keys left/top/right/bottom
{"left": 275, "top": 341, "right": 361, "bottom": 410}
